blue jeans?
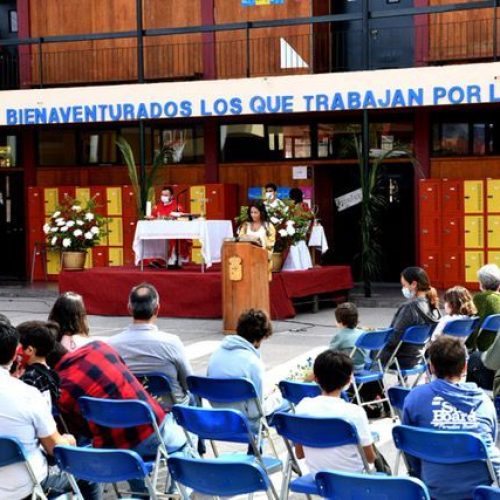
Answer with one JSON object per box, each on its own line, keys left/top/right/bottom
{"left": 41, "top": 472, "right": 102, "bottom": 499}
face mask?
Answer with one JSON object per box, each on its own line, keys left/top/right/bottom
{"left": 161, "top": 195, "right": 171, "bottom": 203}
{"left": 265, "top": 192, "right": 273, "bottom": 200}
{"left": 402, "top": 287, "right": 414, "bottom": 299}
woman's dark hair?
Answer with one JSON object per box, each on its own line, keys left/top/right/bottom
{"left": 289, "top": 187, "right": 304, "bottom": 204}
{"left": 237, "top": 309, "right": 273, "bottom": 344}
{"left": 17, "top": 320, "right": 59, "bottom": 358}
{"left": 48, "top": 292, "right": 89, "bottom": 340}
{"left": 335, "top": 302, "right": 359, "bottom": 329}
{"left": 314, "top": 350, "right": 353, "bottom": 393}
{"left": 428, "top": 336, "right": 466, "bottom": 379}
{"left": 246, "top": 201, "right": 269, "bottom": 223}
{"left": 47, "top": 342, "right": 69, "bottom": 369}
{"left": 401, "top": 266, "right": 439, "bottom": 310}
{"left": 444, "top": 286, "right": 477, "bottom": 316}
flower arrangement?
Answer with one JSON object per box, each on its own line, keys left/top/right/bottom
{"left": 236, "top": 199, "right": 313, "bottom": 252}
{"left": 44, "top": 197, "right": 108, "bottom": 252}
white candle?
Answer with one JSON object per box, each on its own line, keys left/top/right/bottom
{"left": 145, "top": 201, "right": 152, "bottom": 218}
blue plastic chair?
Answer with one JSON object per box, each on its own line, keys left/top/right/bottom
{"left": 78, "top": 397, "right": 168, "bottom": 490}
{"left": 135, "top": 372, "right": 176, "bottom": 407}
{"left": 443, "top": 316, "right": 480, "bottom": 338}
{"left": 187, "top": 375, "right": 278, "bottom": 456}
{"left": 278, "top": 380, "right": 321, "bottom": 410}
{"left": 383, "top": 325, "right": 434, "bottom": 387}
{"left": 168, "top": 456, "right": 273, "bottom": 499}
{"left": 475, "top": 486, "right": 500, "bottom": 499}
{"left": 272, "top": 412, "right": 371, "bottom": 499}
{"left": 388, "top": 386, "right": 411, "bottom": 421}
{"left": 476, "top": 314, "right": 500, "bottom": 349}
{"left": 0, "top": 436, "right": 47, "bottom": 499}
{"left": 495, "top": 397, "right": 500, "bottom": 417}
{"left": 171, "top": 404, "right": 282, "bottom": 499}
{"left": 316, "top": 470, "right": 430, "bottom": 500}
{"left": 392, "top": 425, "right": 499, "bottom": 497}
{"left": 54, "top": 445, "right": 158, "bottom": 499}
{"left": 349, "top": 328, "right": 393, "bottom": 413}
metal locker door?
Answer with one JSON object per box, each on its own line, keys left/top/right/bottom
{"left": 487, "top": 179, "right": 500, "bottom": 213}
{"left": 464, "top": 215, "right": 484, "bottom": 248}
{"left": 464, "top": 180, "right": 484, "bottom": 214}
{"left": 465, "top": 251, "right": 484, "bottom": 283}
{"left": 487, "top": 215, "right": 500, "bottom": 248}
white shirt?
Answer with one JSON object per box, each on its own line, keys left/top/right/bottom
{"left": 294, "top": 395, "right": 373, "bottom": 474}
{"left": 60, "top": 333, "right": 93, "bottom": 352}
{"left": 0, "top": 367, "right": 57, "bottom": 500}
{"left": 431, "top": 314, "right": 469, "bottom": 341}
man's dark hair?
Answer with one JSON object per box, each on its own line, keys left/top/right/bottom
{"left": 335, "top": 302, "right": 359, "bottom": 329}
{"left": 314, "top": 350, "right": 353, "bottom": 393}
{"left": 428, "top": 336, "right": 467, "bottom": 379}
{"left": 265, "top": 183, "right": 277, "bottom": 192}
{"left": 0, "top": 322, "right": 19, "bottom": 365}
{"left": 0, "top": 313, "right": 11, "bottom": 326}
{"left": 129, "top": 283, "right": 160, "bottom": 320}
{"left": 236, "top": 309, "right": 272, "bottom": 344}
{"left": 17, "top": 321, "right": 58, "bottom": 358}
{"left": 47, "top": 342, "right": 69, "bottom": 369}
{"left": 162, "top": 186, "right": 174, "bottom": 195}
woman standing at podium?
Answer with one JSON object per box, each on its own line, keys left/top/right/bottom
{"left": 238, "top": 201, "right": 276, "bottom": 275}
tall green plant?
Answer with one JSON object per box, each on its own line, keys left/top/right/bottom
{"left": 116, "top": 137, "right": 170, "bottom": 219}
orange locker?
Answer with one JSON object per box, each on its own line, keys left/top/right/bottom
{"left": 442, "top": 251, "right": 463, "bottom": 289}
{"left": 442, "top": 216, "right": 463, "bottom": 250}
{"left": 90, "top": 186, "right": 107, "bottom": 216}
{"left": 419, "top": 180, "right": 441, "bottom": 215}
{"left": 27, "top": 187, "right": 44, "bottom": 220}
{"left": 59, "top": 186, "right": 76, "bottom": 204}
{"left": 205, "top": 184, "right": 239, "bottom": 220}
{"left": 92, "top": 247, "right": 108, "bottom": 268}
{"left": 441, "top": 179, "right": 463, "bottom": 215}
{"left": 420, "top": 249, "right": 441, "bottom": 288}
{"left": 419, "top": 217, "right": 441, "bottom": 249}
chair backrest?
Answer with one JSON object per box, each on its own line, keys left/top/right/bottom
{"left": 278, "top": 380, "right": 321, "bottom": 406}
{"left": 474, "top": 486, "right": 500, "bottom": 499}
{"left": 494, "top": 396, "right": 500, "bottom": 416}
{"left": 172, "top": 404, "right": 251, "bottom": 444}
{"left": 316, "top": 470, "right": 430, "bottom": 500}
{"left": 388, "top": 386, "right": 411, "bottom": 414}
{"left": 401, "top": 324, "right": 434, "bottom": 345}
{"left": 78, "top": 397, "right": 156, "bottom": 428}
{"left": 443, "top": 317, "right": 480, "bottom": 337}
{"left": 272, "top": 412, "right": 360, "bottom": 448}
{"left": 479, "top": 315, "right": 500, "bottom": 333}
{"left": 355, "top": 328, "right": 393, "bottom": 352}
{"left": 135, "top": 372, "right": 174, "bottom": 399}
{"left": 392, "top": 425, "right": 489, "bottom": 464}
{"left": 0, "top": 436, "right": 27, "bottom": 467}
{"left": 187, "top": 375, "right": 258, "bottom": 404}
{"left": 54, "top": 445, "right": 151, "bottom": 483}
{"left": 168, "top": 456, "right": 270, "bottom": 496}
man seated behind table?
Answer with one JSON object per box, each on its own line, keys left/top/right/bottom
{"left": 150, "top": 185, "right": 190, "bottom": 267}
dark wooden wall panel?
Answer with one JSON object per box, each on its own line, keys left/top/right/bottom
{"left": 431, "top": 157, "right": 500, "bottom": 178}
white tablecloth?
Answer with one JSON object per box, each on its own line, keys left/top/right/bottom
{"left": 133, "top": 220, "right": 233, "bottom": 268}
{"left": 308, "top": 224, "right": 329, "bottom": 254}
{"left": 282, "top": 240, "right": 313, "bottom": 271}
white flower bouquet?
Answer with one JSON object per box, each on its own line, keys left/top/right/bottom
{"left": 44, "top": 197, "right": 108, "bottom": 252}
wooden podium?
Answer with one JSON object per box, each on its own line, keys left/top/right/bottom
{"left": 222, "top": 241, "right": 270, "bottom": 332}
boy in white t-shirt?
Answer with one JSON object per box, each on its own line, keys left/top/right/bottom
{"left": 294, "top": 350, "right": 376, "bottom": 474}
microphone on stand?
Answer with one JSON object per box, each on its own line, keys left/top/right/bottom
{"left": 175, "top": 188, "right": 189, "bottom": 212}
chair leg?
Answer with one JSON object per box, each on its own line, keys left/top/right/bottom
{"left": 394, "top": 451, "right": 401, "bottom": 475}
{"left": 279, "top": 460, "right": 293, "bottom": 500}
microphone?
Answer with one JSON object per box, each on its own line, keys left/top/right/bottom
{"left": 175, "top": 188, "right": 189, "bottom": 212}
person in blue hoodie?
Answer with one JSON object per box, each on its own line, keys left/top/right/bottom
{"left": 207, "top": 309, "right": 273, "bottom": 434}
{"left": 403, "top": 336, "right": 500, "bottom": 500}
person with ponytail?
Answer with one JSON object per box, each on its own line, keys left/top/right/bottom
{"left": 380, "top": 267, "right": 441, "bottom": 369}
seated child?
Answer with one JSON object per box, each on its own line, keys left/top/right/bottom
{"left": 294, "top": 350, "right": 376, "bottom": 474}
{"left": 431, "top": 286, "right": 477, "bottom": 341}
{"left": 330, "top": 302, "right": 367, "bottom": 371}
{"left": 18, "top": 320, "right": 61, "bottom": 409}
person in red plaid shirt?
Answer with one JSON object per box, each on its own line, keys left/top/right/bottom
{"left": 50, "top": 340, "right": 187, "bottom": 454}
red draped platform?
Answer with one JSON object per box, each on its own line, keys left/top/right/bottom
{"left": 59, "top": 265, "right": 353, "bottom": 320}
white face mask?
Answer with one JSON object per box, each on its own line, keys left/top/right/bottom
{"left": 402, "top": 287, "right": 415, "bottom": 299}
{"left": 161, "top": 195, "right": 171, "bottom": 203}
{"left": 265, "top": 192, "right": 274, "bottom": 200}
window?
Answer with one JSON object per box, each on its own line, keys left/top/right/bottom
{"left": 370, "top": 122, "right": 414, "bottom": 153}
{"left": 81, "top": 130, "right": 118, "bottom": 164}
{"left": 0, "top": 134, "right": 18, "bottom": 167}
{"left": 269, "top": 125, "right": 311, "bottom": 159}
{"left": 432, "top": 123, "right": 469, "bottom": 156}
{"left": 39, "top": 130, "right": 77, "bottom": 166}
{"left": 317, "top": 123, "right": 360, "bottom": 159}
{"left": 153, "top": 126, "right": 204, "bottom": 164}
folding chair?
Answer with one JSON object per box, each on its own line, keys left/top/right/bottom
{"left": 171, "top": 404, "right": 282, "bottom": 500}
{"left": 475, "top": 485, "right": 500, "bottom": 499}
{"left": 443, "top": 316, "right": 480, "bottom": 339}
{"left": 272, "top": 412, "right": 371, "bottom": 499}
{"left": 54, "top": 445, "right": 158, "bottom": 499}
{"left": 168, "top": 456, "right": 273, "bottom": 499}
{"left": 278, "top": 380, "right": 321, "bottom": 411}
{"left": 495, "top": 396, "right": 500, "bottom": 417}
{"left": 135, "top": 372, "right": 176, "bottom": 408}
{"left": 78, "top": 397, "right": 169, "bottom": 491}
{"left": 187, "top": 375, "right": 278, "bottom": 457}
{"left": 383, "top": 325, "right": 434, "bottom": 388}
{"left": 392, "top": 425, "right": 499, "bottom": 497}
{"left": 0, "top": 436, "right": 48, "bottom": 500}
{"left": 316, "top": 469, "right": 430, "bottom": 500}
{"left": 349, "top": 328, "right": 394, "bottom": 415}
{"left": 387, "top": 386, "right": 411, "bottom": 421}
{"left": 476, "top": 314, "right": 500, "bottom": 351}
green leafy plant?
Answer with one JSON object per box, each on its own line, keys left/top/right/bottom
{"left": 116, "top": 137, "right": 172, "bottom": 219}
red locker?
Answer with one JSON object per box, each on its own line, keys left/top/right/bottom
{"left": 420, "top": 249, "right": 441, "bottom": 288}
{"left": 27, "top": 187, "right": 44, "bottom": 221}
{"left": 123, "top": 218, "right": 137, "bottom": 266}
{"left": 123, "top": 248, "right": 135, "bottom": 267}
{"left": 27, "top": 223, "right": 45, "bottom": 281}
{"left": 90, "top": 186, "right": 107, "bottom": 216}
{"left": 419, "top": 180, "right": 441, "bottom": 215}
{"left": 205, "top": 184, "right": 239, "bottom": 220}
{"left": 442, "top": 216, "right": 463, "bottom": 250}
{"left": 92, "top": 247, "right": 108, "bottom": 268}
{"left": 441, "top": 179, "right": 463, "bottom": 215}
{"left": 59, "top": 186, "right": 76, "bottom": 204}
{"left": 442, "top": 251, "right": 463, "bottom": 289}
{"left": 122, "top": 185, "right": 138, "bottom": 218}
{"left": 419, "top": 217, "right": 441, "bottom": 249}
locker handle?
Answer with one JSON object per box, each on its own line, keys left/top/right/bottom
{"left": 464, "top": 196, "right": 470, "bottom": 199}
{"left": 465, "top": 265, "right": 470, "bottom": 268}
{"left": 488, "top": 230, "right": 494, "bottom": 233}
{"left": 465, "top": 230, "right": 470, "bottom": 233}
{"left": 488, "top": 195, "right": 494, "bottom": 198}
{"left": 422, "top": 229, "right": 429, "bottom": 234}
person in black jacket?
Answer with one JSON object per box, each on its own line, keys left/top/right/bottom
{"left": 380, "top": 267, "right": 440, "bottom": 369}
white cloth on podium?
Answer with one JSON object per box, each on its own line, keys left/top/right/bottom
{"left": 308, "top": 224, "right": 329, "bottom": 254}
{"left": 282, "top": 240, "right": 313, "bottom": 271}
{"left": 133, "top": 219, "right": 233, "bottom": 268}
